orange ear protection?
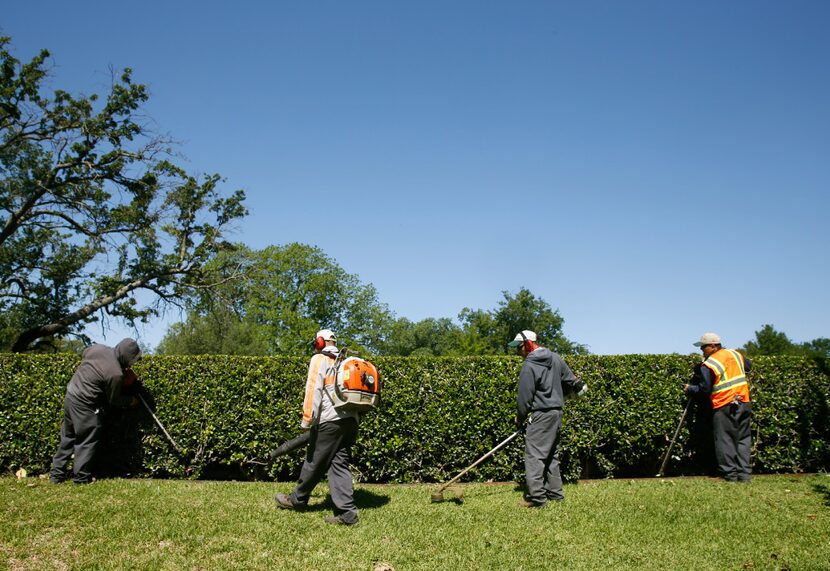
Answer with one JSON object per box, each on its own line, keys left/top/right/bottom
{"left": 519, "top": 331, "right": 532, "bottom": 352}
{"left": 312, "top": 336, "right": 326, "bottom": 351}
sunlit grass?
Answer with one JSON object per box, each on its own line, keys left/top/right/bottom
{"left": 2, "top": 474, "right": 828, "bottom": 570}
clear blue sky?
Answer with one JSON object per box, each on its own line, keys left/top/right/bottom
{"left": 4, "top": 1, "right": 828, "bottom": 354}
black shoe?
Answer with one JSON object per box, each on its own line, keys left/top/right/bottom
{"left": 275, "top": 493, "right": 305, "bottom": 511}
{"left": 49, "top": 476, "right": 66, "bottom": 484}
{"left": 324, "top": 514, "right": 358, "bottom": 525}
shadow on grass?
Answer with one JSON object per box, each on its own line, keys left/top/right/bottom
{"left": 811, "top": 483, "right": 830, "bottom": 507}
{"left": 303, "top": 487, "right": 391, "bottom": 513}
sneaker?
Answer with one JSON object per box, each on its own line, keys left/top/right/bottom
{"left": 275, "top": 493, "right": 304, "bottom": 510}
{"left": 324, "top": 515, "right": 358, "bottom": 526}
{"left": 49, "top": 476, "right": 66, "bottom": 484}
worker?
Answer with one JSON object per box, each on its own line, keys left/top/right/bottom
{"left": 684, "top": 332, "right": 753, "bottom": 482}
{"left": 50, "top": 338, "right": 142, "bottom": 484}
{"left": 509, "top": 330, "right": 587, "bottom": 507}
{"left": 275, "top": 329, "right": 360, "bottom": 525}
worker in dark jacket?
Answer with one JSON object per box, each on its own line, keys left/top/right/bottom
{"left": 50, "top": 338, "right": 142, "bottom": 484}
{"left": 509, "top": 330, "right": 587, "bottom": 507}
{"left": 684, "top": 332, "right": 753, "bottom": 482}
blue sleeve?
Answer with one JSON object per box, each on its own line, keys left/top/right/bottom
{"left": 694, "top": 365, "right": 713, "bottom": 395}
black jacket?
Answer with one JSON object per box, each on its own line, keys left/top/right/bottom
{"left": 67, "top": 339, "right": 142, "bottom": 408}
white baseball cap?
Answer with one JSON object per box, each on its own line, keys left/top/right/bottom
{"left": 507, "top": 330, "right": 537, "bottom": 348}
{"left": 316, "top": 329, "right": 337, "bottom": 341}
{"left": 693, "top": 332, "right": 721, "bottom": 347}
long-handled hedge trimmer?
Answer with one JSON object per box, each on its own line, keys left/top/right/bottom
{"left": 656, "top": 397, "right": 692, "bottom": 478}
{"left": 137, "top": 392, "right": 183, "bottom": 455}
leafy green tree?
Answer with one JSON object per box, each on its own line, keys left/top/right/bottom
{"left": 0, "top": 37, "right": 246, "bottom": 352}
{"left": 156, "top": 243, "right": 393, "bottom": 356}
{"left": 461, "top": 288, "right": 588, "bottom": 355}
{"left": 376, "top": 288, "right": 586, "bottom": 356}
{"left": 742, "top": 324, "right": 800, "bottom": 356}
{"left": 376, "top": 316, "right": 464, "bottom": 356}
{"left": 802, "top": 338, "right": 830, "bottom": 359}
{"left": 742, "top": 324, "right": 830, "bottom": 358}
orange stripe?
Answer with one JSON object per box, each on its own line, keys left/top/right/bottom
{"left": 302, "top": 355, "right": 323, "bottom": 424}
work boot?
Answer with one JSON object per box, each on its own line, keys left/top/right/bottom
{"left": 324, "top": 514, "right": 358, "bottom": 526}
{"left": 519, "top": 499, "right": 547, "bottom": 508}
{"left": 275, "top": 493, "right": 305, "bottom": 511}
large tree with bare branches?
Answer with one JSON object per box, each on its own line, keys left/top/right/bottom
{"left": 0, "top": 37, "right": 247, "bottom": 352}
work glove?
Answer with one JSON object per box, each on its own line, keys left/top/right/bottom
{"left": 514, "top": 415, "right": 526, "bottom": 431}
{"left": 574, "top": 380, "right": 588, "bottom": 398}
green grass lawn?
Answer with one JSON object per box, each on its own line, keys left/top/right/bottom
{"left": 2, "top": 474, "right": 829, "bottom": 570}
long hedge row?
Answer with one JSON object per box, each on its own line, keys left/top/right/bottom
{"left": 1, "top": 354, "right": 828, "bottom": 482}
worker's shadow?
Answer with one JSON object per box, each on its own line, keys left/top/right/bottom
{"left": 811, "top": 483, "right": 830, "bottom": 507}
{"left": 304, "top": 488, "right": 391, "bottom": 512}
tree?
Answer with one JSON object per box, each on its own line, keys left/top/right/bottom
{"left": 460, "top": 288, "right": 588, "bottom": 355}
{"left": 0, "top": 37, "right": 246, "bottom": 351}
{"left": 376, "top": 316, "right": 464, "bottom": 356}
{"left": 375, "top": 288, "right": 587, "bottom": 356}
{"left": 156, "top": 243, "right": 393, "bottom": 356}
{"left": 742, "top": 324, "right": 830, "bottom": 358}
{"left": 742, "top": 324, "right": 799, "bottom": 356}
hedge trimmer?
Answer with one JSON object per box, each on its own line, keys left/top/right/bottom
{"left": 137, "top": 392, "right": 183, "bottom": 455}
{"left": 656, "top": 397, "right": 692, "bottom": 478}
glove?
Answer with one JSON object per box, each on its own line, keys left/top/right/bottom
{"left": 575, "top": 380, "right": 588, "bottom": 398}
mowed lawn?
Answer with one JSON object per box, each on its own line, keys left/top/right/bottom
{"left": 2, "top": 474, "right": 829, "bottom": 570}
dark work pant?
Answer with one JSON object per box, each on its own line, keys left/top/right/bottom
{"left": 289, "top": 417, "right": 359, "bottom": 522}
{"left": 524, "top": 408, "right": 564, "bottom": 503}
{"left": 713, "top": 401, "right": 752, "bottom": 481}
{"left": 50, "top": 393, "right": 102, "bottom": 483}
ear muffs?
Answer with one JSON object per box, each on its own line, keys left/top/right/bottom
{"left": 519, "top": 331, "right": 532, "bottom": 352}
{"left": 313, "top": 336, "right": 325, "bottom": 351}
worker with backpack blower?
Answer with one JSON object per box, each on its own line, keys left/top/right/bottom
{"left": 275, "top": 329, "right": 360, "bottom": 525}
{"left": 509, "top": 330, "right": 587, "bottom": 507}
{"left": 684, "top": 332, "right": 753, "bottom": 482}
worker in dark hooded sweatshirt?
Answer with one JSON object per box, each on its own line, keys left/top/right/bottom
{"left": 509, "top": 330, "right": 587, "bottom": 507}
{"left": 50, "top": 338, "right": 142, "bottom": 484}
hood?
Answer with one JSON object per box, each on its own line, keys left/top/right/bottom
{"left": 114, "top": 338, "right": 142, "bottom": 369}
{"left": 526, "top": 346, "right": 554, "bottom": 368}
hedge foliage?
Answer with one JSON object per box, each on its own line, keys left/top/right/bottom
{"left": 1, "top": 353, "right": 828, "bottom": 482}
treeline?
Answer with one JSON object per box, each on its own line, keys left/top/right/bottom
{"left": 155, "top": 243, "right": 587, "bottom": 357}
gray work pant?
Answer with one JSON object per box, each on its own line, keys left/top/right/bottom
{"left": 524, "top": 408, "right": 564, "bottom": 504}
{"left": 289, "top": 417, "right": 359, "bottom": 523}
{"left": 713, "top": 401, "right": 752, "bottom": 482}
{"left": 50, "top": 393, "right": 102, "bottom": 483}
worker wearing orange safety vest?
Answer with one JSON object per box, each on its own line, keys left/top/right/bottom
{"left": 684, "top": 332, "right": 753, "bottom": 482}
{"left": 275, "top": 329, "right": 360, "bottom": 525}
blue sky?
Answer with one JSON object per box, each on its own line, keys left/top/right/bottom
{"left": 4, "top": 1, "right": 828, "bottom": 354}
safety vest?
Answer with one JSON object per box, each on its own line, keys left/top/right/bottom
{"left": 702, "top": 348, "right": 751, "bottom": 409}
{"left": 301, "top": 352, "right": 338, "bottom": 427}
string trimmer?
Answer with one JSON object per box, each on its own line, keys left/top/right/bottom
{"left": 430, "top": 429, "right": 521, "bottom": 503}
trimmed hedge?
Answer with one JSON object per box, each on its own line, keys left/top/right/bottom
{"left": 1, "top": 354, "right": 828, "bottom": 482}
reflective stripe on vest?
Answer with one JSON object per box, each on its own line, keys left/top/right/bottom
{"left": 703, "top": 349, "right": 750, "bottom": 409}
